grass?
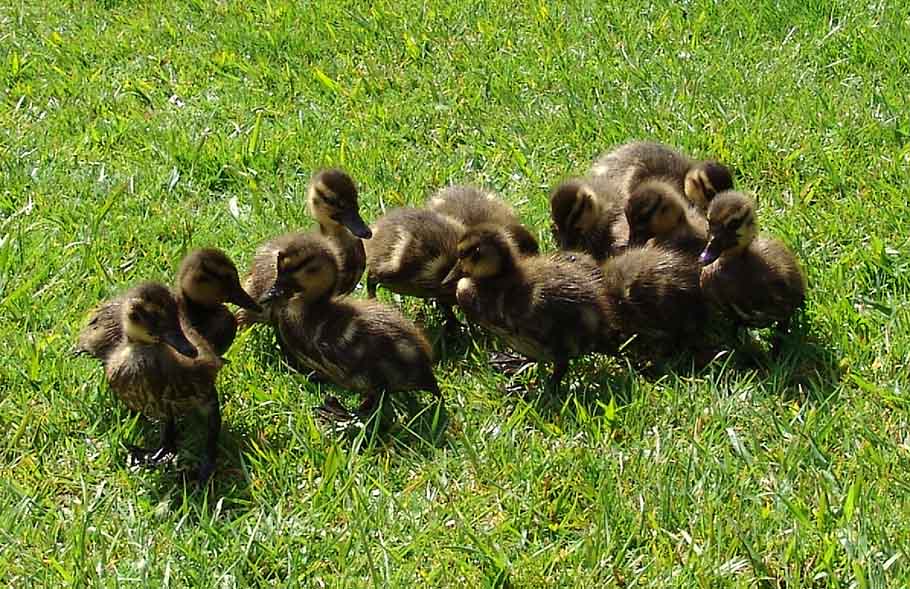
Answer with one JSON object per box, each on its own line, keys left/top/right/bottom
{"left": 2, "top": 0, "right": 910, "bottom": 585}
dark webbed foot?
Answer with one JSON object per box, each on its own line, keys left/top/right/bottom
{"left": 314, "top": 395, "right": 359, "bottom": 422}
{"left": 127, "top": 418, "right": 177, "bottom": 467}
{"left": 488, "top": 351, "right": 532, "bottom": 374}
{"left": 548, "top": 359, "right": 569, "bottom": 394}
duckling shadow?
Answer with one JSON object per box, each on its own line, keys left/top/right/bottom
{"left": 314, "top": 392, "right": 450, "bottom": 457}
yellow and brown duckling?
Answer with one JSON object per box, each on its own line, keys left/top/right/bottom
{"left": 427, "top": 185, "right": 539, "bottom": 255}
{"left": 624, "top": 179, "right": 707, "bottom": 256}
{"left": 240, "top": 169, "right": 371, "bottom": 326}
{"left": 364, "top": 207, "right": 465, "bottom": 326}
{"left": 75, "top": 249, "right": 260, "bottom": 361}
{"left": 102, "top": 282, "right": 224, "bottom": 482}
{"left": 75, "top": 249, "right": 257, "bottom": 361}
{"left": 699, "top": 191, "right": 806, "bottom": 332}
{"left": 259, "top": 232, "right": 441, "bottom": 419}
{"left": 442, "top": 224, "right": 618, "bottom": 391}
{"left": 600, "top": 243, "right": 706, "bottom": 347}
{"left": 549, "top": 175, "right": 628, "bottom": 262}
{"left": 591, "top": 141, "right": 733, "bottom": 212}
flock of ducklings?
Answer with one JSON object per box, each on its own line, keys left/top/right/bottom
{"left": 76, "top": 141, "right": 806, "bottom": 482}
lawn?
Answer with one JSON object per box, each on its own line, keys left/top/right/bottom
{"left": 2, "top": 0, "right": 910, "bottom": 586}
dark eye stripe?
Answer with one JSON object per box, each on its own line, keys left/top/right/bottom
{"left": 636, "top": 199, "right": 660, "bottom": 222}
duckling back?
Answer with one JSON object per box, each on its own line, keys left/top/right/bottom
{"left": 427, "top": 185, "right": 539, "bottom": 255}
{"left": 700, "top": 236, "right": 805, "bottom": 328}
{"left": 365, "top": 207, "right": 464, "bottom": 302}
{"left": 600, "top": 244, "right": 705, "bottom": 342}
{"left": 457, "top": 251, "right": 615, "bottom": 361}
{"left": 276, "top": 296, "right": 437, "bottom": 395}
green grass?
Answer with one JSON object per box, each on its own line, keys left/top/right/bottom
{"left": 2, "top": 0, "right": 910, "bottom": 585}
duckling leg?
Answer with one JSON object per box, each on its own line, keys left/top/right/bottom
{"left": 196, "top": 400, "right": 221, "bottom": 483}
{"left": 440, "top": 304, "right": 461, "bottom": 332}
{"left": 366, "top": 276, "right": 378, "bottom": 298}
{"left": 128, "top": 417, "right": 177, "bottom": 466}
{"left": 548, "top": 359, "right": 569, "bottom": 393}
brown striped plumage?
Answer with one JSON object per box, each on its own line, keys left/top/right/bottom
{"left": 260, "top": 233, "right": 440, "bottom": 418}
{"left": 444, "top": 224, "right": 618, "bottom": 391}
{"left": 624, "top": 179, "right": 707, "bottom": 256}
{"left": 550, "top": 175, "right": 628, "bottom": 261}
{"left": 591, "top": 141, "right": 733, "bottom": 212}
{"left": 239, "top": 169, "right": 370, "bottom": 327}
{"left": 75, "top": 249, "right": 258, "bottom": 361}
{"left": 427, "top": 185, "right": 539, "bottom": 255}
{"left": 699, "top": 191, "right": 805, "bottom": 329}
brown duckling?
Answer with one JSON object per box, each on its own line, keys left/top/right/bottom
{"left": 699, "top": 191, "right": 806, "bottom": 332}
{"left": 624, "top": 179, "right": 707, "bottom": 256}
{"left": 102, "top": 282, "right": 224, "bottom": 481}
{"left": 591, "top": 141, "right": 733, "bottom": 212}
{"left": 240, "top": 169, "right": 371, "bottom": 325}
{"left": 442, "top": 224, "right": 617, "bottom": 391}
{"left": 75, "top": 249, "right": 260, "bottom": 361}
{"left": 549, "top": 175, "right": 628, "bottom": 261}
{"left": 364, "top": 207, "right": 465, "bottom": 326}
{"left": 600, "top": 243, "right": 706, "bottom": 346}
{"left": 259, "top": 232, "right": 441, "bottom": 419}
{"left": 427, "top": 185, "right": 539, "bottom": 255}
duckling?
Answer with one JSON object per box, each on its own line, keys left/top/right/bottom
{"left": 600, "top": 243, "right": 706, "bottom": 346}
{"left": 442, "top": 224, "right": 617, "bottom": 391}
{"left": 591, "top": 141, "right": 733, "bottom": 212}
{"left": 624, "top": 179, "right": 707, "bottom": 256}
{"left": 259, "top": 232, "right": 441, "bottom": 419}
{"left": 364, "top": 207, "right": 465, "bottom": 325}
{"left": 102, "top": 282, "right": 225, "bottom": 481}
{"left": 426, "top": 185, "right": 539, "bottom": 255}
{"left": 239, "top": 169, "right": 371, "bottom": 326}
{"left": 698, "top": 191, "right": 806, "bottom": 332}
{"left": 75, "top": 249, "right": 260, "bottom": 361}
{"left": 549, "top": 175, "right": 628, "bottom": 261}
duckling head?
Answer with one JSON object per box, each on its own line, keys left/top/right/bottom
{"left": 307, "top": 168, "right": 372, "bottom": 239}
{"left": 121, "top": 282, "right": 197, "bottom": 357}
{"left": 699, "top": 191, "right": 758, "bottom": 265}
{"left": 684, "top": 161, "right": 733, "bottom": 211}
{"left": 625, "top": 181, "right": 686, "bottom": 247}
{"left": 177, "top": 248, "right": 261, "bottom": 312}
{"left": 549, "top": 179, "right": 600, "bottom": 250}
{"left": 443, "top": 224, "right": 517, "bottom": 286}
{"left": 260, "top": 234, "right": 340, "bottom": 305}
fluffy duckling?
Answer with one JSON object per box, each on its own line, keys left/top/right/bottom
{"left": 549, "top": 176, "right": 628, "bottom": 261}
{"left": 624, "top": 179, "right": 707, "bottom": 256}
{"left": 699, "top": 191, "right": 806, "bottom": 331}
{"left": 427, "top": 185, "right": 539, "bottom": 255}
{"left": 102, "top": 282, "right": 224, "bottom": 481}
{"left": 591, "top": 141, "right": 733, "bottom": 212}
{"left": 240, "top": 169, "right": 371, "bottom": 325}
{"left": 443, "top": 224, "right": 617, "bottom": 391}
{"left": 260, "top": 233, "right": 441, "bottom": 419}
{"left": 75, "top": 249, "right": 260, "bottom": 361}
{"left": 600, "top": 243, "right": 706, "bottom": 345}
{"left": 364, "top": 207, "right": 465, "bottom": 325}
